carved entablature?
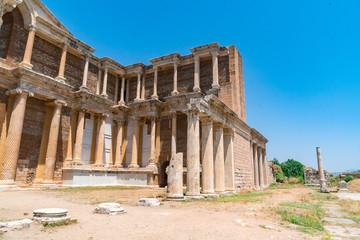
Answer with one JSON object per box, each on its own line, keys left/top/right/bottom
{"left": 100, "top": 57, "right": 125, "bottom": 76}
{"left": 149, "top": 53, "right": 181, "bottom": 69}
{"left": 125, "top": 63, "right": 146, "bottom": 76}
{"left": 190, "top": 42, "right": 220, "bottom": 58}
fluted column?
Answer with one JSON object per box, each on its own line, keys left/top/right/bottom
{"left": 80, "top": 54, "right": 90, "bottom": 91}
{"left": 129, "top": 117, "right": 140, "bottom": 168}
{"left": 171, "top": 112, "right": 177, "bottom": 158}
{"left": 101, "top": 66, "right": 109, "bottom": 98}
{"left": 93, "top": 115, "right": 106, "bottom": 167}
{"left": 19, "top": 26, "right": 36, "bottom": 69}
{"left": 43, "top": 100, "right": 66, "bottom": 182}
{"left": 193, "top": 55, "right": 201, "bottom": 92}
{"left": 141, "top": 75, "right": 145, "bottom": 100}
{"left": 224, "top": 128, "right": 235, "bottom": 192}
{"left": 0, "top": 89, "right": 33, "bottom": 183}
{"left": 119, "top": 77, "right": 125, "bottom": 105}
{"left": 64, "top": 109, "right": 77, "bottom": 165}
{"left": 258, "top": 147, "right": 264, "bottom": 188}
{"left": 148, "top": 116, "right": 156, "bottom": 166}
{"left": 73, "top": 110, "right": 85, "bottom": 165}
{"left": 114, "top": 120, "right": 124, "bottom": 168}
{"left": 253, "top": 143, "right": 259, "bottom": 189}
{"left": 135, "top": 72, "right": 141, "bottom": 102}
{"left": 200, "top": 117, "right": 215, "bottom": 195}
{"left": 152, "top": 66, "right": 158, "bottom": 100}
{"left": 171, "top": 62, "right": 179, "bottom": 95}
{"left": 96, "top": 65, "right": 102, "bottom": 95}
{"left": 186, "top": 109, "right": 201, "bottom": 197}
{"left": 56, "top": 43, "right": 68, "bottom": 83}
{"left": 214, "top": 123, "right": 225, "bottom": 194}
{"left": 211, "top": 51, "right": 220, "bottom": 89}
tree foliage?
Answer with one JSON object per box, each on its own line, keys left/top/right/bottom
{"left": 271, "top": 158, "right": 281, "bottom": 166}
{"left": 280, "top": 159, "right": 304, "bottom": 178}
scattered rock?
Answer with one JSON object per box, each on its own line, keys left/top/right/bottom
{"left": 0, "top": 219, "right": 33, "bottom": 232}
{"left": 93, "top": 203, "right": 126, "bottom": 215}
{"left": 137, "top": 198, "right": 161, "bottom": 207}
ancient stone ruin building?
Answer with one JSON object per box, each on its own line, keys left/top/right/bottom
{"left": 0, "top": 0, "right": 271, "bottom": 195}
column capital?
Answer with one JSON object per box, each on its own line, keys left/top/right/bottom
{"left": 131, "top": 116, "right": 140, "bottom": 122}
{"left": 170, "top": 110, "right": 177, "bottom": 116}
{"left": 211, "top": 51, "right": 220, "bottom": 57}
{"left": 28, "top": 25, "right": 37, "bottom": 32}
{"left": 223, "top": 128, "right": 234, "bottom": 136}
{"left": 200, "top": 116, "right": 213, "bottom": 125}
{"left": 194, "top": 54, "right": 200, "bottom": 61}
{"left": 6, "top": 88, "right": 34, "bottom": 97}
{"left": 153, "top": 65, "right": 158, "bottom": 71}
{"left": 47, "top": 99, "right": 67, "bottom": 107}
{"left": 213, "top": 122, "right": 224, "bottom": 129}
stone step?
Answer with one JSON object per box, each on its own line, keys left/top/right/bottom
{"left": 323, "top": 217, "right": 357, "bottom": 225}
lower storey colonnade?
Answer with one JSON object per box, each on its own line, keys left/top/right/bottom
{"left": 252, "top": 142, "right": 268, "bottom": 189}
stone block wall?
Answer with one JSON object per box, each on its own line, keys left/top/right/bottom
{"left": 304, "top": 168, "right": 331, "bottom": 187}
{"left": 233, "top": 133, "right": 253, "bottom": 191}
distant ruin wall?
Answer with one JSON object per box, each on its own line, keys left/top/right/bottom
{"left": 304, "top": 168, "right": 330, "bottom": 187}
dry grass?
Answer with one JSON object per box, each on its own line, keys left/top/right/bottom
{"left": 348, "top": 179, "right": 360, "bottom": 192}
{"left": 339, "top": 199, "right": 360, "bottom": 223}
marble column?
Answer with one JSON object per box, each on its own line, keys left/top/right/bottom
{"left": 56, "top": 43, "right": 68, "bottom": 83}
{"left": 19, "top": 26, "right": 36, "bottom": 69}
{"left": 193, "top": 55, "right": 201, "bottom": 92}
{"left": 129, "top": 117, "right": 140, "bottom": 168}
{"left": 89, "top": 114, "right": 98, "bottom": 165}
{"left": 0, "top": 95, "right": 15, "bottom": 174}
{"left": 224, "top": 128, "right": 235, "bottom": 192}
{"left": 64, "top": 109, "right": 77, "bottom": 165}
{"left": 73, "top": 110, "right": 85, "bottom": 165}
{"left": 135, "top": 72, "right": 141, "bottom": 102}
{"left": 186, "top": 110, "right": 201, "bottom": 197}
{"left": 317, "top": 147, "right": 328, "bottom": 192}
{"left": 258, "top": 147, "right": 264, "bottom": 189}
{"left": 43, "top": 101, "right": 65, "bottom": 182}
{"left": 171, "top": 62, "right": 179, "bottom": 95}
{"left": 214, "top": 123, "right": 225, "bottom": 194}
{"left": 211, "top": 51, "right": 220, "bottom": 89}
{"left": 101, "top": 66, "right": 109, "bottom": 98}
{"left": 200, "top": 117, "right": 215, "bottom": 195}
{"left": 0, "top": 90, "right": 32, "bottom": 183}
{"left": 148, "top": 116, "right": 156, "bottom": 166}
{"left": 171, "top": 112, "right": 177, "bottom": 158}
{"left": 253, "top": 143, "right": 259, "bottom": 189}
{"left": 96, "top": 65, "right": 102, "bottom": 95}
{"left": 114, "top": 120, "right": 124, "bottom": 167}
{"left": 119, "top": 77, "right": 125, "bottom": 105}
{"left": 152, "top": 66, "right": 158, "bottom": 100}
{"left": 80, "top": 54, "right": 90, "bottom": 90}
{"left": 93, "top": 115, "right": 106, "bottom": 167}
{"left": 114, "top": 75, "right": 119, "bottom": 103}
{"left": 141, "top": 75, "right": 145, "bottom": 100}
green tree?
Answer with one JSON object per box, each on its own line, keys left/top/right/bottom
{"left": 271, "top": 158, "right": 280, "bottom": 166}
{"left": 280, "top": 159, "right": 304, "bottom": 178}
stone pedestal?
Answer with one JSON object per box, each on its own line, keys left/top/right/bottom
{"left": 167, "top": 153, "right": 184, "bottom": 200}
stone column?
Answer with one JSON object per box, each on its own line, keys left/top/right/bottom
{"left": 0, "top": 90, "right": 33, "bottom": 183}
{"left": 64, "top": 109, "right": 77, "bottom": 165}
{"left": 89, "top": 114, "right": 98, "bottom": 165}
{"left": 43, "top": 100, "right": 65, "bottom": 182}
{"left": 224, "top": 128, "right": 235, "bottom": 192}
{"left": 193, "top": 55, "right": 201, "bottom": 92}
{"left": 171, "top": 112, "right": 177, "bottom": 158}
{"left": 129, "top": 117, "right": 140, "bottom": 168}
{"left": 126, "top": 79, "right": 130, "bottom": 102}
{"left": 96, "top": 65, "right": 102, "bottom": 95}
{"left": 317, "top": 147, "right": 328, "bottom": 192}
{"left": 137, "top": 119, "right": 144, "bottom": 167}
{"left": 214, "top": 123, "right": 225, "bottom": 194}
{"left": 73, "top": 110, "right": 85, "bottom": 165}
{"left": 167, "top": 152, "right": 184, "bottom": 200}
{"left": 200, "top": 117, "right": 215, "bottom": 195}
{"left": 135, "top": 72, "right": 141, "bottom": 102}
{"left": 171, "top": 62, "right": 179, "bottom": 95}
{"left": 253, "top": 143, "right": 259, "bottom": 189}
{"left": 262, "top": 148, "right": 268, "bottom": 187}
{"left": 80, "top": 54, "right": 90, "bottom": 91}
{"left": 19, "top": 26, "right": 36, "bottom": 69}
{"left": 211, "top": 51, "right": 220, "bottom": 89}
{"left": 114, "top": 75, "right": 119, "bottom": 103}
{"left": 152, "top": 66, "right": 158, "bottom": 100}
{"left": 258, "top": 147, "right": 264, "bottom": 189}
{"left": 119, "top": 77, "right": 125, "bottom": 105}
{"left": 148, "top": 116, "right": 156, "bottom": 166}
{"left": 93, "top": 115, "right": 106, "bottom": 167}
{"left": 101, "top": 66, "right": 109, "bottom": 98}
{"left": 0, "top": 95, "right": 15, "bottom": 174}
{"left": 114, "top": 120, "right": 124, "bottom": 168}
{"left": 186, "top": 109, "right": 201, "bottom": 197}
{"left": 56, "top": 43, "right": 68, "bottom": 83}
{"left": 141, "top": 75, "right": 145, "bottom": 100}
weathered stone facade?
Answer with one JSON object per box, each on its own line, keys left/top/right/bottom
{"left": 0, "top": 0, "right": 270, "bottom": 192}
{"left": 304, "top": 167, "right": 331, "bottom": 187}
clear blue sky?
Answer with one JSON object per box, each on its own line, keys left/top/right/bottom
{"left": 42, "top": 0, "right": 360, "bottom": 172}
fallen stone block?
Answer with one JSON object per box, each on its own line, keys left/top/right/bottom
{"left": 93, "top": 203, "right": 126, "bottom": 215}
{"left": 137, "top": 198, "right": 161, "bottom": 207}
{"left": 0, "top": 218, "right": 33, "bottom": 232}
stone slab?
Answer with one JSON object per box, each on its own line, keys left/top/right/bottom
{"left": 336, "top": 192, "right": 360, "bottom": 201}
{"left": 93, "top": 202, "right": 126, "bottom": 215}
{"left": 0, "top": 219, "right": 33, "bottom": 228}
{"left": 324, "top": 217, "right": 357, "bottom": 225}
{"left": 137, "top": 198, "right": 160, "bottom": 207}
{"left": 326, "top": 211, "right": 349, "bottom": 217}
{"left": 324, "top": 225, "right": 360, "bottom": 238}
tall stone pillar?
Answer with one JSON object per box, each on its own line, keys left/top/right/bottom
{"left": 152, "top": 66, "right": 158, "bottom": 100}
{"left": 171, "top": 112, "right": 177, "bottom": 158}
{"left": 141, "top": 75, "right": 145, "bottom": 100}
{"left": 253, "top": 143, "right": 259, "bottom": 189}
{"left": 80, "top": 54, "right": 90, "bottom": 91}
{"left": 64, "top": 109, "right": 77, "bottom": 165}
{"left": 262, "top": 148, "right": 268, "bottom": 187}
{"left": 211, "top": 51, "right": 220, "bottom": 89}
{"left": 126, "top": 79, "right": 130, "bottom": 102}
{"left": 0, "top": 90, "right": 33, "bottom": 183}
{"left": 73, "top": 110, "right": 85, "bottom": 165}
{"left": 43, "top": 101, "right": 65, "bottom": 182}
{"left": 19, "top": 26, "right": 36, "bottom": 69}
{"left": 224, "top": 128, "right": 235, "bottom": 192}
{"left": 129, "top": 117, "right": 140, "bottom": 168}
{"left": 258, "top": 147, "right": 264, "bottom": 189}
{"left": 56, "top": 43, "right": 68, "bottom": 83}
{"left": 96, "top": 65, "right": 102, "bottom": 95}
{"left": 214, "top": 123, "right": 225, "bottom": 194}
{"left": 0, "top": 95, "right": 15, "bottom": 174}
{"left": 167, "top": 153, "right": 184, "bottom": 200}
{"left": 200, "top": 117, "right": 215, "bottom": 195}
{"left": 114, "top": 120, "right": 124, "bottom": 168}
{"left": 89, "top": 114, "right": 98, "bottom": 165}
{"left": 171, "top": 62, "right": 179, "bottom": 95}
{"left": 119, "top": 77, "right": 125, "bottom": 105}
{"left": 135, "top": 72, "right": 141, "bottom": 102}
{"left": 193, "top": 55, "right": 201, "bottom": 92}
{"left": 101, "top": 66, "right": 109, "bottom": 98}
{"left": 148, "top": 116, "right": 156, "bottom": 166}
{"left": 186, "top": 109, "right": 201, "bottom": 197}
{"left": 93, "top": 115, "right": 106, "bottom": 167}
{"left": 316, "top": 147, "right": 328, "bottom": 192}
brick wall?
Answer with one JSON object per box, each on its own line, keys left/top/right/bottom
{"left": 233, "top": 133, "right": 253, "bottom": 191}
{"left": 64, "top": 52, "right": 84, "bottom": 90}
{"left": 88, "top": 63, "right": 99, "bottom": 94}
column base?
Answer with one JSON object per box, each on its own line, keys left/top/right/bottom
{"left": 128, "top": 163, "right": 139, "bottom": 168}
{"left": 19, "top": 61, "right": 33, "bottom": 70}
{"left": 80, "top": 86, "right": 89, "bottom": 91}
{"left": 117, "top": 100, "right": 125, "bottom": 106}
{"left": 151, "top": 95, "right": 158, "bottom": 100}
{"left": 166, "top": 194, "right": 184, "bottom": 201}
{"left": 202, "top": 193, "right": 217, "bottom": 198}
{"left": 92, "top": 163, "right": 105, "bottom": 168}
{"left": 171, "top": 90, "right": 179, "bottom": 96}
{"left": 134, "top": 98, "right": 141, "bottom": 102}
{"left": 101, "top": 93, "right": 108, "bottom": 99}
{"left": 55, "top": 76, "right": 66, "bottom": 83}
{"left": 72, "top": 160, "right": 83, "bottom": 166}
{"left": 0, "top": 179, "right": 15, "bottom": 185}
{"left": 184, "top": 195, "right": 204, "bottom": 200}
{"left": 193, "top": 87, "right": 201, "bottom": 92}
{"left": 112, "top": 164, "right": 123, "bottom": 168}
{"left": 211, "top": 83, "right": 220, "bottom": 89}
